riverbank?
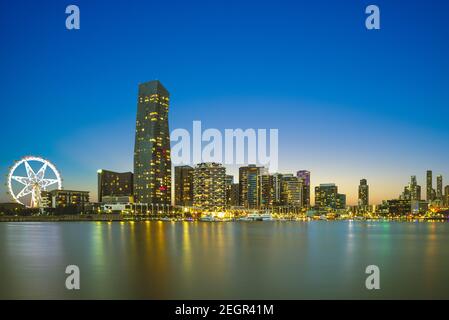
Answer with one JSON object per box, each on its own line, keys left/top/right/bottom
{"left": 0, "top": 215, "right": 447, "bottom": 222}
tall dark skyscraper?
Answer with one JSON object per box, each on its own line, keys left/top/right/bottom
{"left": 133, "top": 80, "right": 171, "bottom": 205}
{"left": 436, "top": 175, "right": 443, "bottom": 201}
{"left": 297, "top": 170, "right": 311, "bottom": 208}
{"left": 358, "top": 178, "right": 369, "bottom": 207}
{"left": 426, "top": 170, "right": 433, "bottom": 201}
{"left": 174, "top": 165, "right": 194, "bottom": 206}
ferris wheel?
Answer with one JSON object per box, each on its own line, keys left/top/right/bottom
{"left": 7, "top": 156, "right": 62, "bottom": 208}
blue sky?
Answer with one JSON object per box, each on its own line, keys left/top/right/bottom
{"left": 1, "top": 0, "right": 448, "bottom": 204}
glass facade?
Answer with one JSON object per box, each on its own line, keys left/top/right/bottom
{"left": 133, "top": 80, "right": 172, "bottom": 205}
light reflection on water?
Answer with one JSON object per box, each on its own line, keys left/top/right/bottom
{"left": 0, "top": 221, "right": 448, "bottom": 299}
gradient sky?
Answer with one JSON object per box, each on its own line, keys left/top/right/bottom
{"left": 1, "top": 0, "right": 448, "bottom": 205}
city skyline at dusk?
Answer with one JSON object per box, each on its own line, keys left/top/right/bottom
{"left": 1, "top": 0, "right": 449, "bottom": 205}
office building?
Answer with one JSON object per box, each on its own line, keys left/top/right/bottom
{"left": 41, "top": 189, "right": 90, "bottom": 213}
{"left": 174, "top": 165, "right": 194, "bottom": 206}
{"left": 336, "top": 193, "right": 346, "bottom": 209}
{"left": 436, "top": 175, "right": 443, "bottom": 201}
{"left": 239, "top": 165, "right": 267, "bottom": 209}
{"left": 272, "top": 173, "right": 283, "bottom": 206}
{"left": 258, "top": 174, "right": 274, "bottom": 208}
{"left": 225, "top": 175, "right": 234, "bottom": 207}
{"left": 229, "top": 183, "right": 240, "bottom": 207}
{"left": 315, "top": 183, "right": 338, "bottom": 210}
{"left": 297, "top": 170, "right": 311, "bottom": 208}
{"left": 97, "top": 169, "right": 133, "bottom": 203}
{"left": 281, "top": 174, "right": 303, "bottom": 207}
{"left": 358, "top": 179, "right": 369, "bottom": 207}
{"left": 426, "top": 170, "right": 433, "bottom": 201}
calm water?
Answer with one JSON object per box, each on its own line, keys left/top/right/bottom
{"left": 0, "top": 221, "right": 448, "bottom": 299}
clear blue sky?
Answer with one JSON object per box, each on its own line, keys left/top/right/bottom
{"left": 1, "top": 0, "right": 448, "bottom": 204}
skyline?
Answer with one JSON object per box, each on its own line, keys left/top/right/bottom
{"left": 1, "top": 0, "right": 449, "bottom": 205}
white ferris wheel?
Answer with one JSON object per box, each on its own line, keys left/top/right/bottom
{"left": 7, "top": 156, "right": 62, "bottom": 208}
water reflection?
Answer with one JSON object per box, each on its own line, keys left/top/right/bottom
{"left": 0, "top": 221, "right": 449, "bottom": 299}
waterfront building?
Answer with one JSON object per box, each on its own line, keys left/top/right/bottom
{"left": 445, "top": 185, "right": 449, "bottom": 206}
{"left": 426, "top": 170, "right": 433, "bottom": 201}
{"left": 97, "top": 169, "right": 133, "bottom": 203}
{"left": 436, "top": 175, "right": 443, "bottom": 201}
{"left": 193, "top": 162, "right": 226, "bottom": 211}
{"left": 358, "top": 179, "right": 369, "bottom": 208}
{"left": 315, "top": 183, "right": 338, "bottom": 210}
{"left": 225, "top": 175, "right": 234, "bottom": 207}
{"left": 281, "top": 174, "right": 303, "bottom": 207}
{"left": 41, "top": 189, "right": 90, "bottom": 213}
{"left": 174, "top": 165, "right": 194, "bottom": 206}
{"left": 402, "top": 175, "right": 421, "bottom": 201}
{"left": 336, "top": 193, "right": 346, "bottom": 209}
{"left": 385, "top": 199, "right": 411, "bottom": 216}
{"left": 133, "top": 80, "right": 171, "bottom": 205}
{"left": 272, "top": 173, "right": 283, "bottom": 206}
{"left": 296, "top": 170, "right": 311, "bottom": 208}
{"left": 239, "top": 165, "right": 267, "bottom": 209}
{"left": 411, "top": 200, "right": 428, "bottom": 214}
{"left": 258, "top": 174, "right": 274, "bottom": 209}
{"left": 229, "top": 183, "right": 240, "bottom": 207}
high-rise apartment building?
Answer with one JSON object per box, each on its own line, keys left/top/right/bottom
{"left": 281, "top": 174, "right": 303, "bottom": 207}
{"left": 258, "top": 174, "right": 274, "bottom": 208}
{"left": 133, "top": 80, "right": 172, "bottom": 205}
{"left": 315, "top": 183, "right": 338, "bottom": 210}
{"left": 426, "top": 170, "right": 433, "bottom": 201}
{"left": 272, "top": 173, "right": 283, "bottom": 206}
{"left": 229, "top": 183, "right": 240, "bottom": 207}
{"left": 97, "top": 169, "right": 133, "bottom": 203}
{"left": 358, "top": 178, "right": 369, "bottom": 207}
{"left": 296, "top": 170, "right": 310, "bottom": 208}
{"left": 239, "top": 165, "right": 267, "bottom": 209}
{"left": 193, "top": 162, "right": 226, "bottom": 211}
{"left": 445, "top": 185, "right": 449, "bottom": 206}
{"left": 225, "top": 175, "right": 234, "bottom": 207}
{"left": 174, "top": 165, "right": 194, "bottom": 206}
{"left": 436, "top": 175, "right": 443, "bottom": 201}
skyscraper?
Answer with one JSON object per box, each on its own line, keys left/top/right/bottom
{"left": 445, "top": 185, "right": 449, "bottom": 206}
{"left": 297, "top": 170, "right": 311, "bottom": 208}
{"left": 426, "top": 170, "right": 433, "bottom": 201}
{"left": 229, "top": 183, "right": 240, "bottom": 207}
{"left": 193, "top": 163, "right": 226, "bottom": 211}
{"left": 133, "top": 80, "right": 172, "bottom": 205}
{"left": 97, "top": 169, "right": 133, "bottom": 203}
{"left": 258, "top": 174, "right": 274, "bottom": 208}
{"left": 436, "top": 175, "right": 443, "bottom": 201}
{"left": 358, "top": 179, "right": 369, "bottom": 207}
{"left": 281, "top": 174, "right": 303, "bottom": 207}
{"left": 239, "top": 165, "right": 267, "bottom": 209}
{"left": 272, "top": 173, "right": 283, "bottom": 206}
{"left": 174, "top": 165, "right": 194, "bottom": 206}
{"left": 315, "top": 183, "right": 338, "bottom": 210}
{"left": 336, "top": 193, "right": 346, "bottom": 209}
{"left": 225, "top": 175, "right": 234, "bottom": 207}
{"left": 402, "top": 175, "right": 421, "bottom": 201}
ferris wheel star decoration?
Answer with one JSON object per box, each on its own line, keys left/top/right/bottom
{"left": 7, "top": 156, "right": 62, "bottom": 208}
